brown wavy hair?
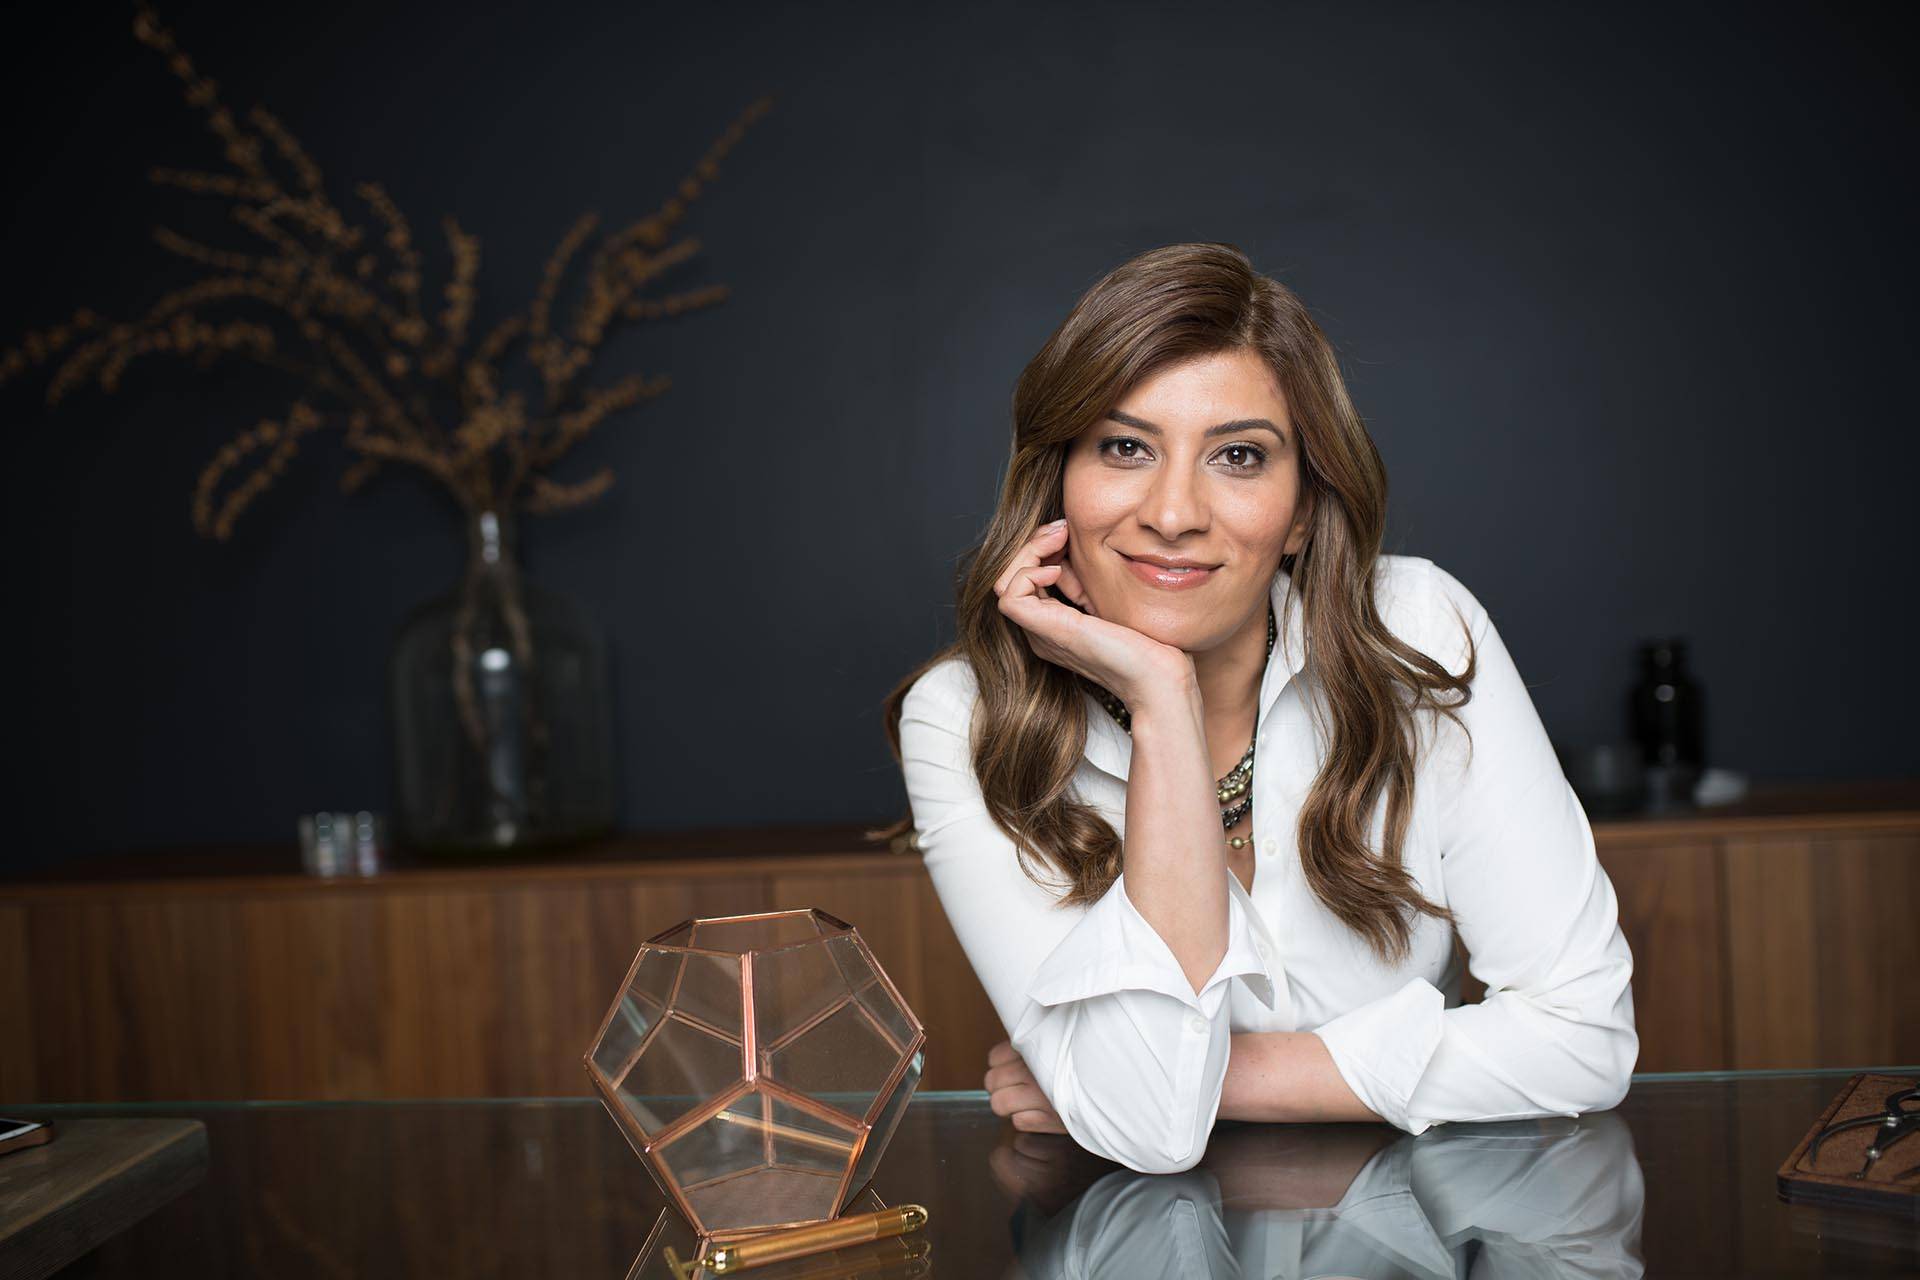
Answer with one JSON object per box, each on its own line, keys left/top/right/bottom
{"left": 870, "top": 242, "right": 1478, "bottom": 965}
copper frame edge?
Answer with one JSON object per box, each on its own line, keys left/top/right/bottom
{"left": 645, "top": 916, "right": 699, "bottom": 945}
{"left": 753, "top": 1075, "right": 871, "bottom": 1138}
{"left": 850, "top": 933, "right": 928, "bottom": 1038}
{"left": 584, "top": 944, "right": 654, "bottom": 1071}
{"left": 651, "top": 1076, "right": 756, "bottom": 1151}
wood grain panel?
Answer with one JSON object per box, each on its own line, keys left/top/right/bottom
{"left": 1723, "top": 838, "right": 1821, "bottom": 1068}
{"left": 1596, "top": 841, "right": 1728, "bottom": 1071}
{"left": 24, "top": 899, "right": 246, "bottom": 1100}
{"left": 1807, "top": 833, "right": 1919, "bottom": 1066}
{"left": 912, "top": 872, "right": 1008, "bottom": 1091}
{"left": 3, "top": 806, "right": 1913, "bottom": 1102}
{"left": 1720, "top": 832, "right": 1919, "bottom": 1070}
{"left": 240, "top": 893, "right": 385, "bottom": 1098}
{"left": 0, "top": 905, "right": 35, "bottom": 1099}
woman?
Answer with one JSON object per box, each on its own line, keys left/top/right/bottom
{"left": 876, "top": 242, "right": 1637, "bottom": 1175}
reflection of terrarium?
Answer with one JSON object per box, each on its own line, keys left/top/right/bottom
{"left": 585, "top": 909, "right": 927, "bottom": 1238}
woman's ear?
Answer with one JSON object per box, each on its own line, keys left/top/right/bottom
{"left": 1283, "top": 491, "right": 1315, "bottom": 555}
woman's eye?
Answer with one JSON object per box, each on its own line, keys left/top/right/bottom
{"left": 1094, "top": 436, "right": 1267, "bottom": 471}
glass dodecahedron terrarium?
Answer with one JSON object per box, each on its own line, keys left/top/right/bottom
{"left": 584, "top": 908, "right": 927, "bottom": 1238}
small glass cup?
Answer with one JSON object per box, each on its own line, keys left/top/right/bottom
{"left": 297, "top": 810, "right": 387, "bottom": 876}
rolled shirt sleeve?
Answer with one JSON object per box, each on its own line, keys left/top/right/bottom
{"left": 899, "top": 660, "right": 1276, "bottom": 1174}
{"left": 1018, "top": 869, "right": 1277, "bottom": 1174}
{"left": 1310, "top": 564, "right": 1640, "bottom": 1134}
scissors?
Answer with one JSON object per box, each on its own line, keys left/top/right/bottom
{"left": 1806, "top": 1080, "right": 1919, "bottom": 1181}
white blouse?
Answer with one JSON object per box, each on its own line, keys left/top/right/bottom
{"left": 1014, "top": 1113, "right": 1645, "bottom": 1276}
{"left": 897, "top": 555, "right": 1638, "bottom": 1175}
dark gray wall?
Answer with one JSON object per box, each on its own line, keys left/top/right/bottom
{"left": 5, "top": 0, "right": 1913, "bottom": 870}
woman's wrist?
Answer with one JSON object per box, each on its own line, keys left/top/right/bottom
{"left": 1220, "top": 1033, "right": 1387, "bottom": 1125}
{"left": 1123, "top": 655, "right": 1205, "bottom": 735}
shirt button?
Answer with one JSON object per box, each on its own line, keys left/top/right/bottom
{"left": 1255, "top": 940, "right": 1271, "bottom": 963}
{"left": 1187, "top": 1014, "right": 1208, "bottom": 1034}
{"left": 1260, "top": 838, "right": 1277, "bottom": 857}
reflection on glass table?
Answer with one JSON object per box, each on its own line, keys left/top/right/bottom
{"left": 1002, "top": 1113, "right": 1643, "bottom": 1278}
{"left": 3, "top": 1069, "right": 1915, "bottom": 1277}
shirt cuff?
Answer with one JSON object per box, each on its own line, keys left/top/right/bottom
{"left": 1025, "top": 869, "right": 1278, "bottom": 1016}
{"left": 1310, "top": 976, "right": 1447, "bottom": 1133}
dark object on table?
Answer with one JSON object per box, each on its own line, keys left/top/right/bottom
{"left": 1629, "top": 636, "right": 1706, "bottom": 811}
{"left": 0, "top": 1117, "right": 208, "bottom": 1280}
{"left": 0, "top": 1117, "right": 54, "bottom": 1158}
{"left": 1777, "top": 1072, "right": 1919, "bottom": 1217}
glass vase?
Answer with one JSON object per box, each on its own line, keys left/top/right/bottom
{"left": 390, "top": 507, "right": 616, "bottom": 854}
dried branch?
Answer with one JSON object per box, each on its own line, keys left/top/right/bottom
{"left": 0, "top": 2, "right": 771, "bottom": 540}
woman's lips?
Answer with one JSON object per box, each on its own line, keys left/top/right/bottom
{"left": 1121, "top": 554, "right": 1218, "bottom": 590}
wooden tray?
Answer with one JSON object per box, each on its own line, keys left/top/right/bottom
{"left": 1776, "top": 1072, "right": 1918, "bottom": 1217}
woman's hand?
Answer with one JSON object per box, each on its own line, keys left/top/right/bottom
{"left": 994, "top": 519, "right": 1193, "bottom": 708}
{"left": 988, "top": 1129, "right": 1117, "bottom": 1212}
{"left": 985, "top": 1038, "right": 1067, "bottom": 1134}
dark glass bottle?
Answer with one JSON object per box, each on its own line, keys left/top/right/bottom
{"left": 1628, "top": 637, "right": 1704, "bottom": 810}
{"left": 1630, "top": 638, "right": 1705, "bottom": 767}
{"left": 389, "top": 508, "right": 616, "bottom": 854}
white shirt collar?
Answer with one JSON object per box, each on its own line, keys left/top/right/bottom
{"left": 1081, "top": 564, "right": 1308, "bottom": 782}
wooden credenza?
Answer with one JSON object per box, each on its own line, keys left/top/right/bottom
{"left": 3, "top": 783, "right": 1914, "bottom": 1102}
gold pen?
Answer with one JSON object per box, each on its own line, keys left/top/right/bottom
{"left": 698, "top": 1204, "right": 930, "bottom": 1275}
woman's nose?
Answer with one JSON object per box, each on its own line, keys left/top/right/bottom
{"left": 1138, "top": 460, "right": 1208, "bottom": 539}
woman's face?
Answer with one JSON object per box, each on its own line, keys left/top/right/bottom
{"left": 1060, "top": 346, "right": 1311, "bottom": 654}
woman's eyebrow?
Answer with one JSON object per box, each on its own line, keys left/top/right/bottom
{"left": 1106, "top": 409, "right": 1287, "bottom": 444}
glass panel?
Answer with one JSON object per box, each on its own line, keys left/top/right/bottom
{"left": 629, "top": 947, "right": 681, "bottom": 1011}
{"left": 670, "top": 951, "right": 742, "bottom": 1033}
{"left": 762, "top": 999, "right": 901, "bottom": 1124}
{"left": 658, "top": 1088, "right": 854, "bottom": 1234}
{"left": 589, "top": 947, "right": 686, "bottom": 1087}
{"left": 844, "top": 1049, "right": 922, "bottom": 1205}
{"left": 823, "top": 933, "right": 880, "bottom": 994}
{"left": 753, "top": 937, "right": 854, "bottom": 1048}
{"left": 625, "top": 1206, "right": 700, "bottom": 1280}
{"left": 853, "top": 978, "right": 917, "bottom": 1056}
{"left": 656, "top": 1090, "right": 766, "bottom": 1189}
{"left": 590, "top": 992, "right": 664, "bottom": 1090}
{"left": 765, "top": 1094, "right": 860, "bottom": 1178}
{"left": 616, "top": 1016, "right": 743, "bottom": 1137}
{"left": 690, "top": 911, "right": 820, "bottom": 954}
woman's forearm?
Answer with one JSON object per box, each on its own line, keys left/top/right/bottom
{"left": 1220, "top": 1031, "right": 1385, "bottom": 1124}
{"left": 1121, "top": 671, "right": 1231, "bottom": 996}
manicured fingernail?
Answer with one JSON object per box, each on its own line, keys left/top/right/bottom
{"left": 1045, "top": 518, "right": 1067, "bottom": 529}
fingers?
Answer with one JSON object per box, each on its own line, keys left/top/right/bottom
{"left": 987, "top": 1043, "right": 1062, "bottom": 1135}
{"left": 984, "top": 1060, "right": 1037, "bottom": 1092}
{"left": 1054, "top": 558, "right": 1093, "bottom": 611}
{"left": 1012, "top": 1130, "right": 1072, "bottom": 1160}
{"left": 993, "top": 521, "right": 1069, "bottom": 598}
{"left": 985, "top": 1041, "right": 1034, "bottom": 1094}
{"left": 1012, "top": 1109, "right": 1068, "bottom": 1134}
{"left": 997, "top": 564, "right": 1085, "bottom": 653}
{"left": 988, "top": 1082, "right": 1055, "bottom": 1119}
{"left": 1017, "top": 563, "right": 1065, "bottom": 588}
{"left": 994, "top": 521, "right": 1091, "bottom": 612}
{"left": 985, "top": 1041, "right": 1067, "bottom": 1136}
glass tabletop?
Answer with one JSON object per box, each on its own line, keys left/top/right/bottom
{"left": 10, "top": 1069, "right": 1918, "bottom": 1277}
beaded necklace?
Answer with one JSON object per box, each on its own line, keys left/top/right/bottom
{"left": 1088, "top": 605, "right": 1275, "bottom": 851}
